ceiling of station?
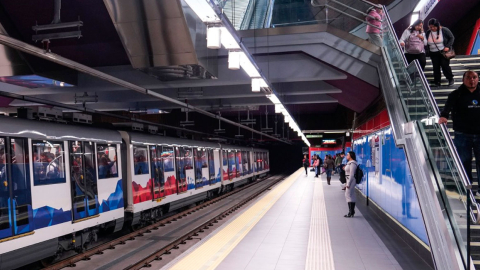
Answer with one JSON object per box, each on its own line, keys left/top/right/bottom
{"left": 0, "top": 0, "right": 383, "bottom": 147}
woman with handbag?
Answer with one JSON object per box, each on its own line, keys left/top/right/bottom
{"left": 426, "top": 18, "right": 455, "bottom": 87}
{"left": 399, "top": 19, "right": 427, "bottom": 71}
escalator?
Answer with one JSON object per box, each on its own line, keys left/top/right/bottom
{"left": 221, "top": 0, "right": 273, "bottom": 30}
{"left": 379, "top": 7, "right": 479, "bottom": 270}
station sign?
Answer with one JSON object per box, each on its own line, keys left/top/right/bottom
{"left": 419, "top": 0, "right": 439, "bottom": 20}
{"left": 306, "top": 134, "right": 323, "bottom": 138}
{"left": 322, "top": 139, "right": 336, "bottom": 145}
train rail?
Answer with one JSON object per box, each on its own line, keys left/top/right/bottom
{"left": 42, "top": 173, "right": 286, "bottom": 270}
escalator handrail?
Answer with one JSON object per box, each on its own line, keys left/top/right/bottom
{"left": 263, "top": 0, "right": 274, "bottom": 28}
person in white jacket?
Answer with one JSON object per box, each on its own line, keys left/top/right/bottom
{"left": 399, "top": 19, "right": 427, "bottom": 71}
{"left": 344, "top": 151, "right": 358, "bottom": 218}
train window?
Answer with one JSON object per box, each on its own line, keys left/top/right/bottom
{"left": 96, "top": 144, "right": 118, "bottom": 179}
{"left": 32, "top": 140, "right": 66, "bottom": 185}
{"left": 133, "top": 146, "right": 149, "bottom": 175}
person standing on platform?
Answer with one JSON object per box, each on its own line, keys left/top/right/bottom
{"left": 399, "top": 19, "right": 427, "bottom": 71}
{"left": 313, "top": 155, "right": 320, "bottom": 178}
{"left": 317, "top": 155, "right": 323, "bottom": 176}
{"left": 303, "top": 154, "right": 309, "bottom": 176}
{"left": 335, "top": 152, "right": 343, "bottom": 174}
{"left": 439, "top": 70, "right": 480, "bottom": 195}
{"left": 324, "top": 155, "right": 335, "bottom": 185}
{"left": 344, "top": 151, "right": 358, "bottom": 218}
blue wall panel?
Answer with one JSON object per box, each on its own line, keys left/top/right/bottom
{"left": 354, "top": 127, "right": 429, "bottom": 244}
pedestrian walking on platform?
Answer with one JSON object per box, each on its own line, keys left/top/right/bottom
{"left": 303, "top": 154, "right": 309, "bottom": 176}
{"left": 439, "top": 70, "right": 480, "bottom": 195}
{"left": 344, "top": 151, "right": 358, "bottom": 218}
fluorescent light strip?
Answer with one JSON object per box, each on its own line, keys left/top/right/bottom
{"left": 185, "top": 0, "right": 311, "bottom": 146}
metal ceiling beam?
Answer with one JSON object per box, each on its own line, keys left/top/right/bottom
{"left": 0, "top": 89, "right": 231, "bottom": 140}
{"left": 0, "top": 34, "right": 289, "bottom": 143}
{"left": 69, "top": 94, "right": 338, "bottom": 111}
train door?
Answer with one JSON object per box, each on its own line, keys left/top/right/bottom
{"left": 184, "top": 148, "right": 195, "bottom": 190}
{"left": 235, "top": 151, "right": 242, "bottom": 178}
{"left": 176, "top": 147, "right": 187, "bottom": 194}
{"left": 208, "top": 149, "right": 215, "bottom": 185}
{"left": 161, "top": 146, "right": 176, "bottom": 196}
{"left": 0, "top": 138, "right": 33, "bottom": 240}
{"left": 149, "top": 145, "right": 162, "bottom": 199}
{"left": 228, "top": 151, "right": 235, "bottom": 180}
{"left": 69, "top": 141, "right": 99, "bottom": 221}
{"left": 222, "top": 150, "right": 228, "bottom": 181}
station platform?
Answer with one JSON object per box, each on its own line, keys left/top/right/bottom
{"left": 161, "top": 169, "right": 426, "bottom": 270}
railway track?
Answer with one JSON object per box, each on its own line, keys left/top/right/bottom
{"left": 42, "top": 173, "right": 286, "bottom": 270}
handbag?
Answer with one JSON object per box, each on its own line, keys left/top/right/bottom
{"left": 442, "top": 48, "right": 456, "bottom": 59}
{"left": 432, "top": 33, "right": 455, "bottom": 59}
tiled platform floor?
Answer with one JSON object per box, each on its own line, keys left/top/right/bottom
{"left": 163, "top": 169, "right": 407, "bottom": 270}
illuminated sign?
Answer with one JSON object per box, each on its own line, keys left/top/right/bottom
{"left": 322, "top": 139, "right": 336, "bottom": 145}
{"left": 306, "top": 134, "right": 323, "bottom": 138}
{"left": 419, "top": 0, "right": 439, "bottom": 19}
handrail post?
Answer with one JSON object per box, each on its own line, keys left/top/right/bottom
{"left": 468, "top": 192, "right": 471, "bottom": 270}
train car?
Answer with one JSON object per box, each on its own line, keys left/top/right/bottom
{"left": 118, "top": 132, "right": 224, "bottom": 227}
{"left": 0, "top": 116, "right": 270, "bottom": 269}
{"left": 0, "top": 116, "right": 124, "bottom": 269}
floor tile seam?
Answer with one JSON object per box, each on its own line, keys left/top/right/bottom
{"left": 164, "top": 169, "right": 304, "bottom": 270}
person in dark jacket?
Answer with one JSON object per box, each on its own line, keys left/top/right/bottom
{"left": 324, "top": 156, "right": 335, "bottom": 185}
{"left": 426, "top": 18, "right": 455, "bottom": 86}
{"left": 439, "top": 70, "right": 480, "bottom": 194}
{"left": 303, "top": 154, "right": 309, "bottom": 176}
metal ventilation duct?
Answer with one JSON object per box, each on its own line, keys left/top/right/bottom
{"left": 103, "top": 0, "right": 218, "bottom": 79}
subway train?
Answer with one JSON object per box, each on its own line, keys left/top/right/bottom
{"left": 0, "top": 116, "right": 269, "bottom": 269}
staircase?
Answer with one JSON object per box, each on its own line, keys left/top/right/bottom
{"left": 423, "top": 55, "right": 480, "bottom": 269}
{"left": 223, "top": 0, "right": 251, "bottom": 30}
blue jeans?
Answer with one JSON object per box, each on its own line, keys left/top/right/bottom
{"left": 326, "top": 169, "right": 333, "bottom": 178}
{"left": 454, "top": 131, "right": 480, "bottom": 191}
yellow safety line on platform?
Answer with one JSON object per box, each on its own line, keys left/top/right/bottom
{"left": 167, "top": 168, "right": 304, "bottom": 270}
{"left": 305, "top": 177, "right": 335, "bottom": 270}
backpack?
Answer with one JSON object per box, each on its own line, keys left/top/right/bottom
{"left": 405, "top": 31, "right": 424, "bottom": 54}
{"left": 354, "top": 165, "right": 364, "bottom": 184}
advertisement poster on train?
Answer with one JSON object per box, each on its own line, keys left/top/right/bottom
{"left": 222, "top": 150, "right": 228, "bottom": 181}
{"left": 175, "top": 147, "right": 187, "bottom": 194}
{"left": 162, "top": 147, "right": 177, "bottom": 196}
{"left": 236, "top": 151, "right": 242, "bottom": 178}
{"left": 184, "top": 148, "right": 195, "bottom": 190}
{"left": 228, "top": 151, "right": 235, "bottom": 180}
{"left": 214, "top": 150, "right": 221, "bottom": 184}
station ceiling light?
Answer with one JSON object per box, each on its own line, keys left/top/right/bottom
{"left": 184, "top": 0, "right": 311, "bottom": 146}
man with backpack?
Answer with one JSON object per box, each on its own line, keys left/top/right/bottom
{"left": 344, "top": 151, "right": 364, "bottom": 218}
